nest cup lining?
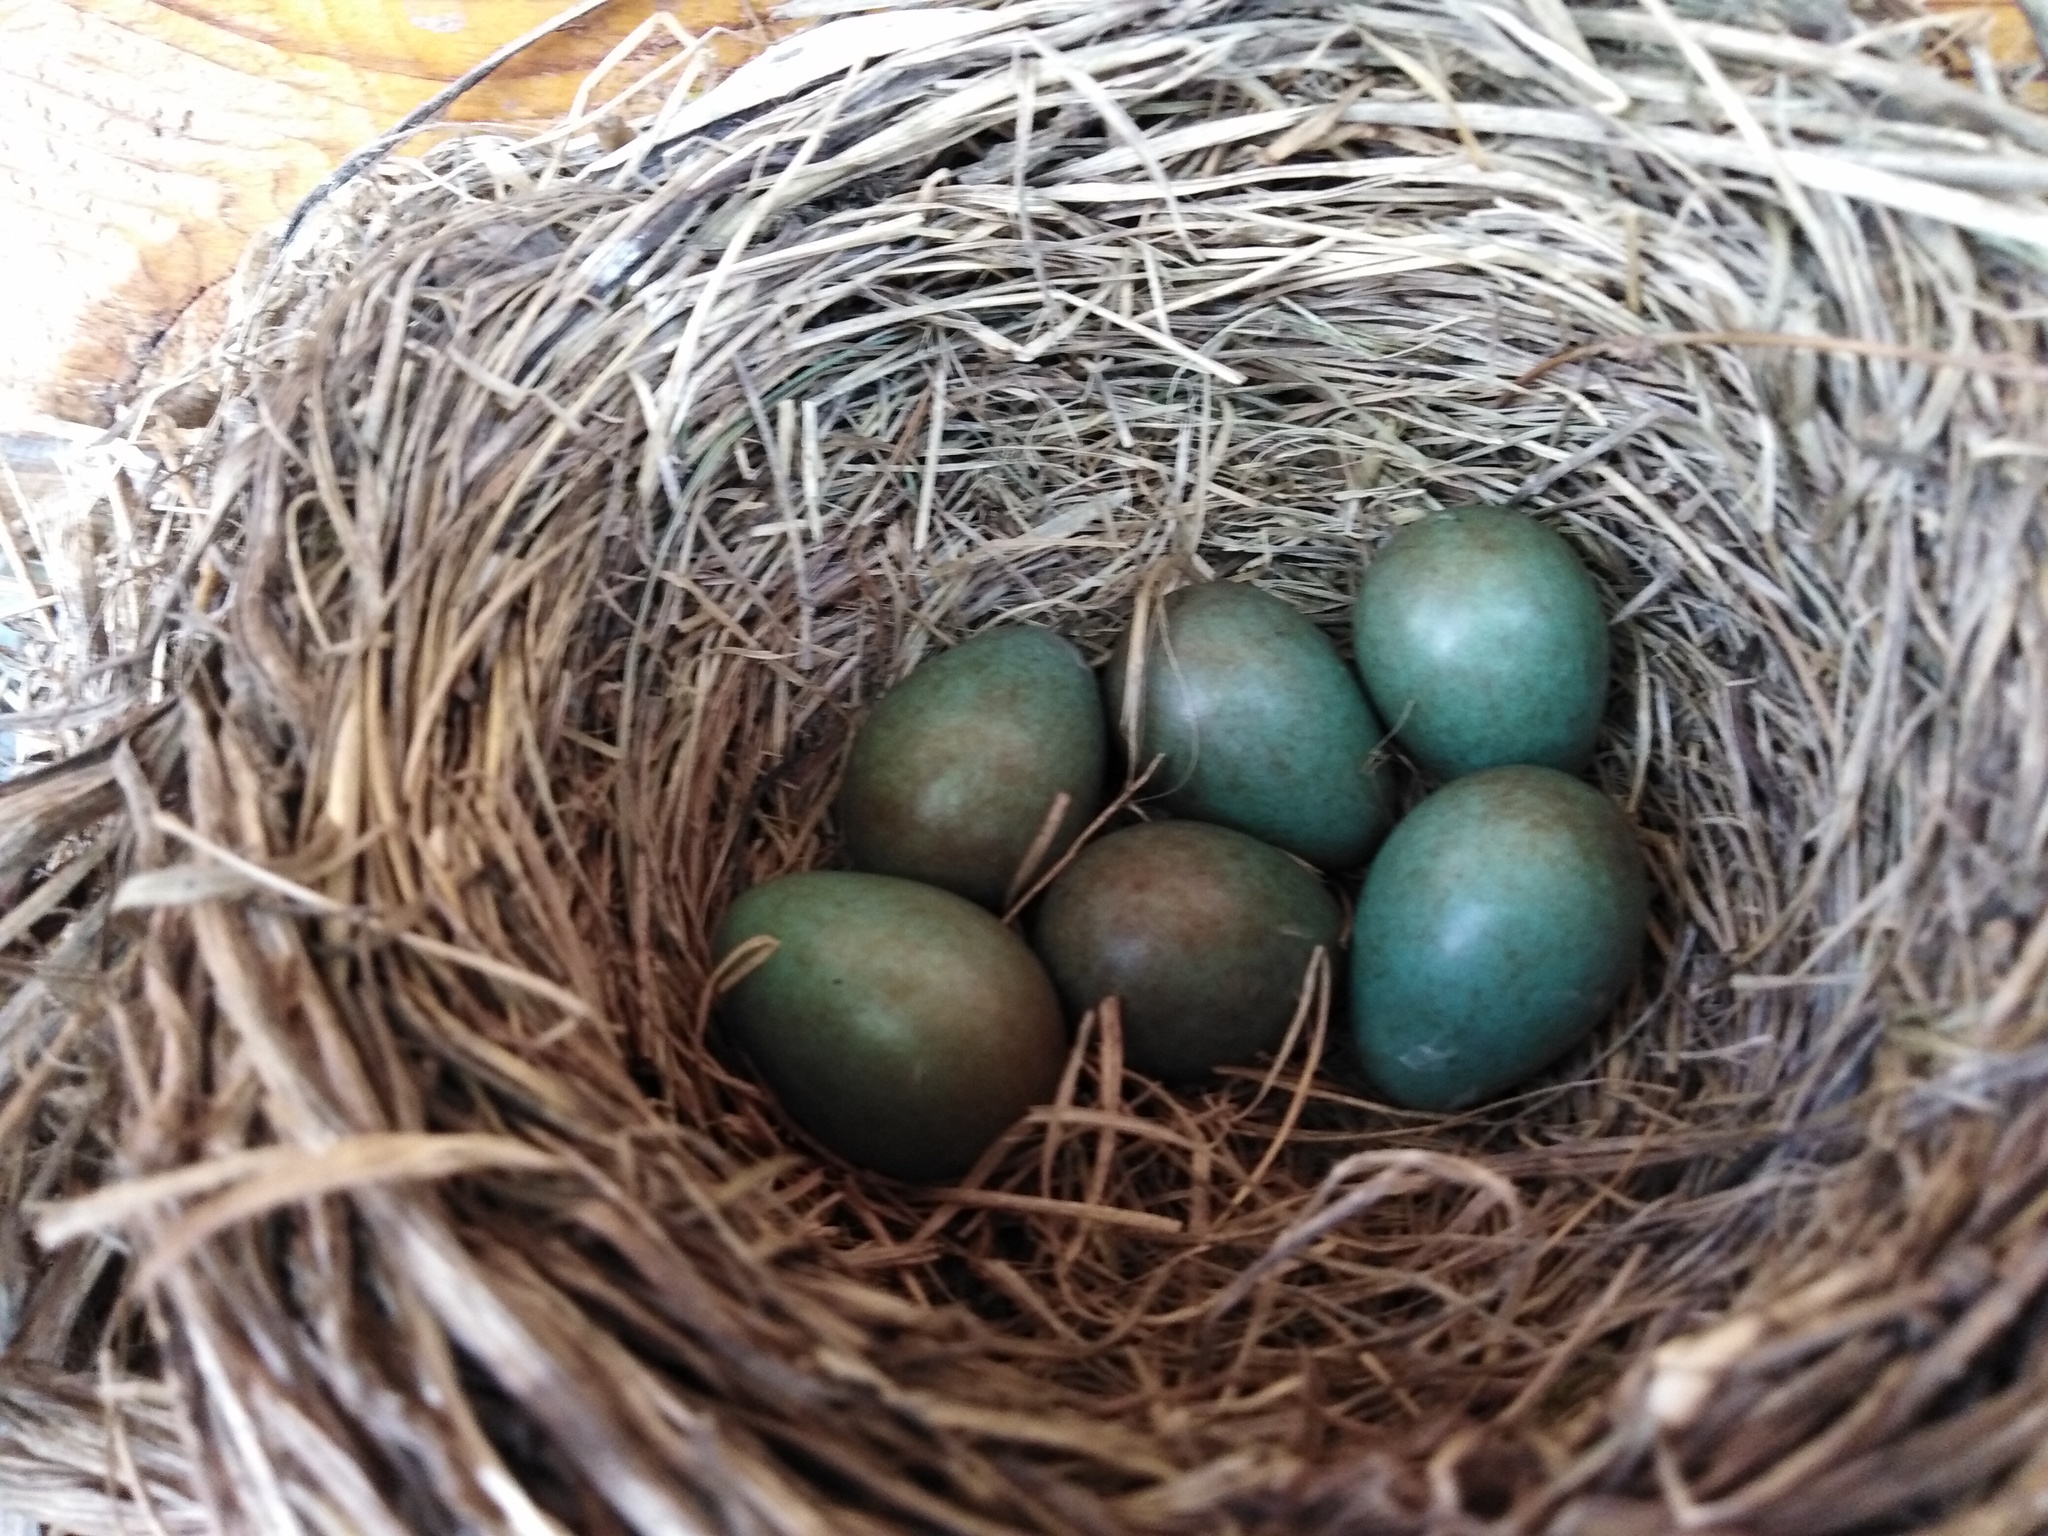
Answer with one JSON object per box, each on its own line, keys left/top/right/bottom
{"left": 5, "top": 2, "right": 2048, "bottom": 1532}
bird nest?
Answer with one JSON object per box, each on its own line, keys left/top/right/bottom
{"left": 6, "top": 1, "right": 2048, "bottom": 1532}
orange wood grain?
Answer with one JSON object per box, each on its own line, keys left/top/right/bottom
{"left": 1924, "top": 1, "right": 2041, "bottom": 63}
{"left": 1923, "top": 2, "right": 2048, "bottom": 106}
{"left": 141, "top": 0, "right": 776, "bottom": 123}
{"left": 0, "top": 0, "right": 778, "bottom": 426}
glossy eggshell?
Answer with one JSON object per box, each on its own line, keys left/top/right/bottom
{"left": 1353, "top": 505, "right": 1609, "bottom": 780}
{"left": 714, "top": 872, "right": 1068, "bottom": 1181}
{"left": 1350, "top": 766, "right": 1648, "bottom": 1111}
{"left": 838, "top": 627, "right": 1106, "bottom": 909}
{"left": 1107, "top": 583, "right": 1396, "bottom": 869}
{"left": 1032, "top": 821, "right": 1342, "bottom": 1080}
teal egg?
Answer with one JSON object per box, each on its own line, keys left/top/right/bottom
{"left": 1352, "top": 505, "right": 1609, "bottom": 780}
{"left": 839, "top": 627, "right": 1106, "bottom": 909}
{"left": 1031, "top": 821, "right": 1341, "bottom": 1081}
{"left": 714, "top": 872, "right": 1068, "bottom": 1181}
{"left": 1107, "top": 583, "right": 1396, "bottom": 869}
{"left": 1350, "top": 766, "right": 1647, "bottom": 1111}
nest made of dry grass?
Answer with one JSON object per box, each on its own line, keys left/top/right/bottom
{"left": 6, "top": 1, "right": 2048, "bottom": 1532}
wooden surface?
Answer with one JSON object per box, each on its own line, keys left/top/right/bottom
{"left": 1926, "top": 0, "right": 2048, "bottom": 105}
{"left": 0, "top": 0, "right": 775, "bottom": 427}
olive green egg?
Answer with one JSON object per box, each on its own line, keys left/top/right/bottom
{"left": 1350, "top": 765, "right": 1648, "bottom": 1112}
{"left": 714, "top": 872, "right": 1068, "bottom": 1181}
{"left": 838, "top": 627, "right": 1106, "bottom": 910}
{"left": 1032, "top": 821, "right": 1342, "bottom": 1081}
{"left": 1107, "top": 583, "right": 1396, "bottom": 869}
{"left": 1352, "top": 505, "right": 1609, "bottom": 780}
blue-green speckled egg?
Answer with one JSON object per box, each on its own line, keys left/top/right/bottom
{"left": 839, "top": 627, "right": 1105, "bottom": 909}
{"left": 1107, "top": 582, "right": 1395, "bottom": 869}
{"left": 1351, "top": 765, "right": 1647, "bottom": 1111}
{"left": 1353, "top": 505, "right": 1608, "bottom": 780}
{"left": 715, "top": 872, "right": 1067, "bottom": 1181}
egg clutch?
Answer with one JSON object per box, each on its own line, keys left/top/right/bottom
{"left": 714, "top": 505, "right": 1649, "bottom": 1182}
